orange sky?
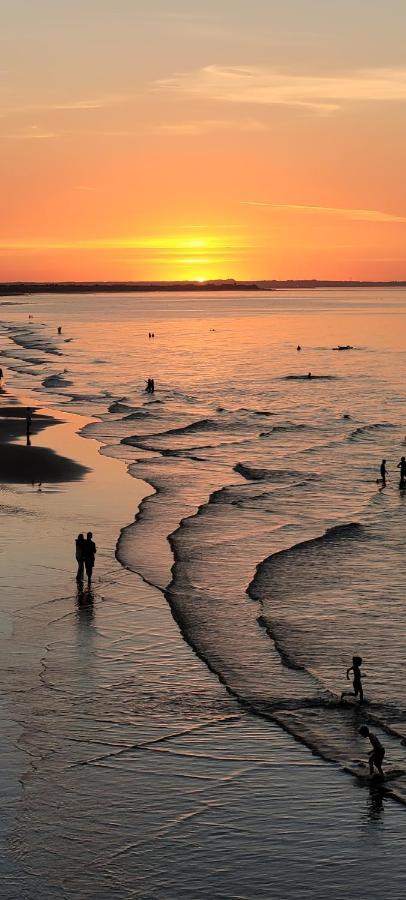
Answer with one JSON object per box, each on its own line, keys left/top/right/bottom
{"left": 1, "top": 1, "right": 406, "bottom": 281}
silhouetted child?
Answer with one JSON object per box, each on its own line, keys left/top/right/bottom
{"left": 341, "top": 655, "right": 365, "bottom": 703}
{"left": 359, "top": 725, "right": 385, "bottom": 777}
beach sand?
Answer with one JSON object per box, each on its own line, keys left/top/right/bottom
{"left": 1, "top": 393, "right": 406, "bottom": 899}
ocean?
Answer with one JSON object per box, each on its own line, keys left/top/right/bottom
{"left": 1, "top": 287, "right": 406, "bottom": 897}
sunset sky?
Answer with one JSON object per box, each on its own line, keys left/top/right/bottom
{"left": 1, "top": 0, "right": 406, "bottom": 281}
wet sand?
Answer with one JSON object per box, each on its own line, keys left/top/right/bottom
{"left": 1, "top": 394, "right": 406, "bottom": 898}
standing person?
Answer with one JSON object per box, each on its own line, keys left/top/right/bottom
{"left": 379, "top": 459, "right": 387, "bottom": 486}
{"left": 75, "top": 533, "right": 85, "bottom": 580}
{"left": 359, "top": 726, "right": 385, "bottom": 777}
{"left": 26, "top": 407, "right": 33, "bottom": 444}
{"left": 58, "top": 326, "right": 62, "bottom": 334}
{"left": 84, "top": 532, "right": 97, "bottom": 583}
{"left": 0, "top": 367, "right": 3, "bottom": 382}
{"left": 397, "top": 456, "right": 406, "bottom": 488}
{"left": 341, "top": 655, "right": 365, "bottom": 703}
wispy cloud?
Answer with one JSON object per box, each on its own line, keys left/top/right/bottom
{"left": 154, "top": 118, "right": 268, "bottom": 135}
{"left": 0, "top": 94, "right": 132, "bottom": 119}
{"left": 0, "top": 235, "right": 246, "bottom": 252}
{"left": 242, "top": 202, "right": 406, "bottom": 224}
{"left": 154, "top": 65, "right": 406, "bottom": 112}
{"left": 1, "top": 128, "right": 59, "bottom": 140}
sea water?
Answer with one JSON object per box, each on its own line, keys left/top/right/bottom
{"left": 2, "top": 287, "right": 406, "bottom": 897}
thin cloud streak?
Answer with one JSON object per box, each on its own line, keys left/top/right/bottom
{"left": 154, "top": 118, "right": 268, "bottom": 135}
{"left": 242, "top": 202, "right": 406, "bottom": 223}
{"left": 0, "top": 94, "right": 133, "bottom": 119}
{"left": 0, "top": 236, "right": 247, "bottom": 252}
{"left": 155, "top": 65, "right": 406, "bottom": 111}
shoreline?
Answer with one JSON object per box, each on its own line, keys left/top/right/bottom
{"left": 2, "top": 339, "right": 406, "bottom": 895}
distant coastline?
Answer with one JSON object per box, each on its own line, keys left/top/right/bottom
{"left": 1, "top": 278, "right": 406, "bottom": 296}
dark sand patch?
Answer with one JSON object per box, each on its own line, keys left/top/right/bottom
{"left": 0, "top": 445, "right": 90, "bottom": 483}
{"left": 0, "top": 405, "right": 89, "bottom": 483}
{"left": 0, "top": 407, "right": 60, "bottom": 444}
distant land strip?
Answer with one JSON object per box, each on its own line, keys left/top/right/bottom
{"left": 1, "top": 279, "right": 406, "bottom": 296}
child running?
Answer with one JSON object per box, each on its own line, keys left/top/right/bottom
{"left": 359, "top": 726, "right": 385, "bottom": 777}
{"left": 341, "top": 655, "right": 365, "bottom": 703}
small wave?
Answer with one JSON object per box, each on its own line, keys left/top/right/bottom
{"left": 250, "top": 521, "right": 363, "bottom": 602}
{"left": 160, "top": 417, "right": 220, "bottom": 436}
{"left": 42, "top": 373, "right": 73, "bottom": 388}
{"left": 349, "top": 422, "right": 397, "bottom": 441}
{"left": 235, "top": 463, "right": 312, "bottom": 482}
{"left": 123, "top": 410, "right": 153, "bottom": 420}
{"left": 260, "top": 423, "right": 310, "bottom": 438}
{"left": 108, "top": 400, "right": 132, "bottom": 413}
{"left": 283, "top": 374, "right": 338, "bottom": 381}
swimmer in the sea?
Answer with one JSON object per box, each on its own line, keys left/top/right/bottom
{"left": 307, "top": 371, "right": 312, "bottom": 379}
{"left": 297, "top": 345, "right": 301, "bottom": 351}
{"left": 341, "top": 655, "right": 365, "bottom": 703}
{"left": 379, "top": 459, "right": 387, "bottom": 486}
{"left": 359, "top": 726, "right": 385, "bottom": 777}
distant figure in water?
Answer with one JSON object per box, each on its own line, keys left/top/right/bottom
{"left": 379, "top": 459, "right": 387, "bottom": 487}
{"left": 341, "top": 655, "right": 365, "bottom": 703}
{"left": 297, "top": 345, "right": 301, "bottom": 351}
{"left": 359, "top": 726, "right": 385, "bottom": 777}
{"left": 0, "top": 367, "right": 3, "bottom": 383}
{"left": 75, "top": 533, "right": 85, "bottom": 580}
{"left": 307, "top": 372, "right": 312, "bottom": 379}
{"left": 84, "top": 532, "right": 97, "bottom": 583}
{"left": 58, "top": 326, "right": 62, "bottom": 334}
{"left": 397, "top": 456, "right": 406, "bottom": 488}
{"left": 145, "top": 378, "right": 155, "bottom": 393}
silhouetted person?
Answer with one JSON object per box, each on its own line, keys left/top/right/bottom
{"left": 307, "top": 372, "right": 312, "bottom": 379}
{"left": 83, "top": 531, "right": 96, "bottom": 583}
{"left": 297, "top": 345, "right": 301, "bottom": 351}
{"left": 379, "top": 459, "right": 387, "bottom": 487}
{"left": 58, "top": 326, "right": 62, "bottom": 334}
{"left": 26, "top": 407, "right": 33, "bottom": 443}
{"left": 150, "top": 378, "right": 155, "bottom": 393}
{"left": 0, "top": 367, "right": 3, "bottom": 381}
{"left": 75, "top": 533, "right": 85, "bottom": 581}
{"left": 359, "top": 726, "right": 385, "bottom": 777}
{"left": 145, "top": 378, "right": 155, "bottom": 393}
{"left": 397, "top": 456, "right": 406, "bottom": 488}
{"left": 341, "top": 655, "right": 365, "bottom": 703}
